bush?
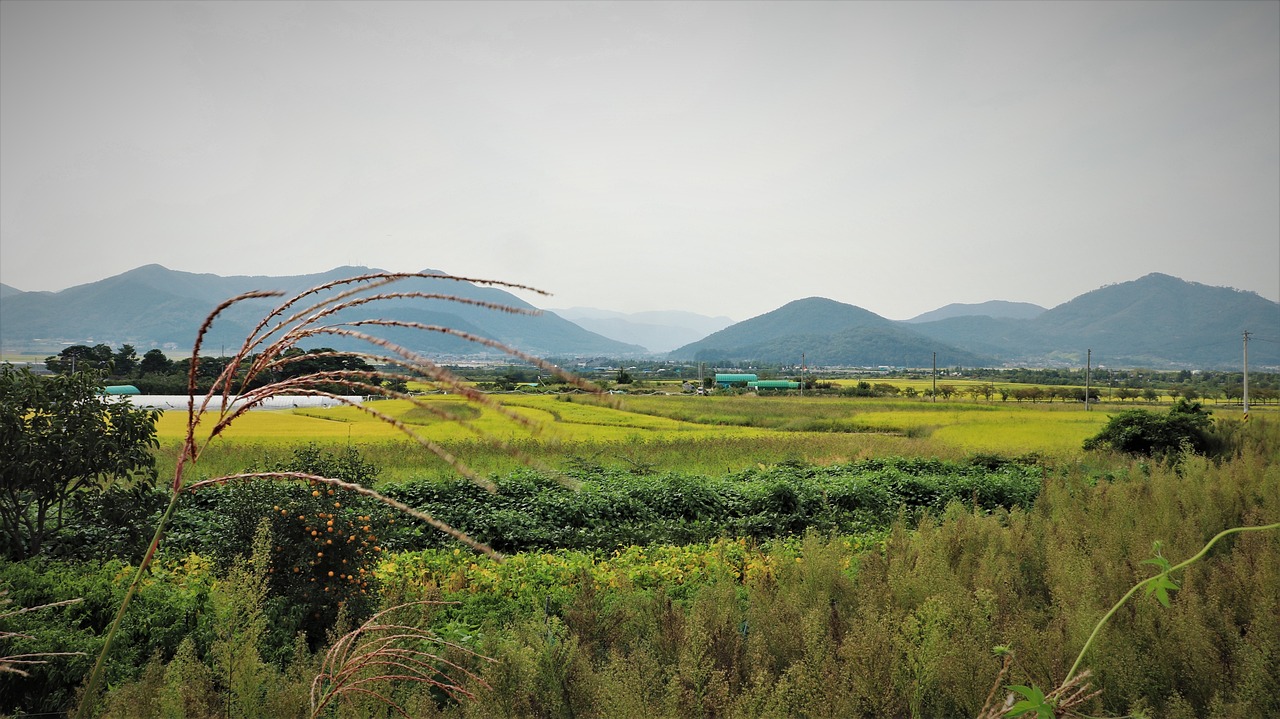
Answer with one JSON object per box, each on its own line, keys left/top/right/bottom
{"left": 163, "top": 445, "right": 389, "bottom": 650}
{"left": 1083, "top": 399, "right": 1216, "bottom": 457}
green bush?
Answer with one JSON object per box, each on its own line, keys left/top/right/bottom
{"left": 1083, "top": 398, "right": 1218, "bottom": 457}
{"left": 162, "top": 445, "right": 389, "bottom": 650}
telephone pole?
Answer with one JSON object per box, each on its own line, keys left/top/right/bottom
{"left": 1085, "top": 349, "right": 1091, "bottom": 411}
{"left": 1243, "top": 331, "right": 1251, "bottom": 415}
{"left": 931, "top": 352, "right": 937, "bottom": 402}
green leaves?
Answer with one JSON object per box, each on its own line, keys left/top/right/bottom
{"left": 1004, "top": 684, "right": 1054, "bottom": 719}
{"left": 1140, "top": 541, "right": 1180, "bottom": 608}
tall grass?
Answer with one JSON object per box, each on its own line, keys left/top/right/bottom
{"left": 401, "top": 418, "right": 1278, "bottom": 717}
{"left": 74, "top": 271, "right": 587, "bottom": 718}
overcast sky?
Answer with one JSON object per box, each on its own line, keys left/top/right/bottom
{"left": 2, "top": 1, "right": 1277, "bottom": 321}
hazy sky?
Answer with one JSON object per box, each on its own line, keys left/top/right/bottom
{"left": 2, "top": 1, "right": 1277, "bottom": 321}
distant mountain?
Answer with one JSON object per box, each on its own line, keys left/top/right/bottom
{"left": 670, "top": 275, "right": 1278, "bottom": 369}
{"left": 907, "top": 274, "right": 1279, "bottom": 368}
{"left": 1027, "top": 273, "right": 1278, "bottom": 367}
{"left": 550, "top": 307, "right": 734, "bottom": 353}
{"left": 669, "top": 297, "right": 991, "bottom": 367}
{"left": 0, "top": 283, "right": 22, "bottom": 299}
{"left": 906, "top": 300, "right": 1045, "bottom": 323}
{"left": 0, "top": 265, "right": 646, "bottom": 358}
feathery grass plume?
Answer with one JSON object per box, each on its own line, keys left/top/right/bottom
{"left": 310, "top": 601, "right": 493, "bottom": 718}
{"left": 75, "top": 271, "right": 597, "bottom": 719}
{"left": 0, "top": 591, "right": 86, "bottom": 677}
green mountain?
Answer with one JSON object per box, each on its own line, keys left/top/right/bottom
{"left": 669, "top": 297, "right": 991, "bottom": 367}
{"left": 672, "top": 275, "right": 1278, "bottom": 369}
{"left": 908, "top": 274, "right": 1279, "bottom": 368}
{"left": 0, "top": 265, "right": 645, "bottom": 358}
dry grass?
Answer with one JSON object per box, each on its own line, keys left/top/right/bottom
{"left": 310, "top": 602, "right": 494, "bottom": 718}
{"left": 0, "top": 591, "right": 85, "bottom": 677}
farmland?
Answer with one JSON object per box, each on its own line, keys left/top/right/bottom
{"left": 155, "top": 393, "right": 1119, "bottom": 484}
{"left": 4, "top": 385, "right": 1278, "bottom": 718}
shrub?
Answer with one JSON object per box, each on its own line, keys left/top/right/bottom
{"left": 164, "top": 445, "right": 389, "bottom": 650}
{"left": 1083, "top": 399, "right": 1216, "bottom": 457}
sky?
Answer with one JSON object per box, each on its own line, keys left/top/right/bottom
{"left": 1, "top": 1, "right": 1277, "bottom": 322}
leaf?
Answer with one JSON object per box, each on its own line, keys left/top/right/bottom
{"left": 1143, "top": 573, "right": 1181, "bottom": 608}
{"left": 1140, "top": 555, "right": 1172, "bottom": 574}
{"left": 1004, "top": 684, "right": 1054, "bottom": 719}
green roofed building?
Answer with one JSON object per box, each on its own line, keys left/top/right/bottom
{"left": 101, "top": 385, "right": 141, "bottom": 395}
{"left": 749, "top": 380, "right": 801, "bottom": 390}
{"left": 715, "top": 373, "right": 758, "bottom": 387}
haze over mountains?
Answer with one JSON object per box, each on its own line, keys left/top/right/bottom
{"left": 0, "top": 265, "right": 645, "bottom": 358}
{"left": 1, "top": 267, "right": 1276, "bottom": 369}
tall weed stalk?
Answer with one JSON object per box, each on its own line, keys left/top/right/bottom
{"left": 73, "top": 271, "right": 588, "bottom": 718}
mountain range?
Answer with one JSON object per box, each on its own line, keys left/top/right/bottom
{"left": 670, "top": 273, "right": 1278, "bottom": 369}
{"left": 1, "top": 268, "right": 1276, "bottom": 369}
{"left": 0, "top": 264, "right": 645, "bottom": 358}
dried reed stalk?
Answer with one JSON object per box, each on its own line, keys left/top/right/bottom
{"left": 75, "top": 271, "right": 592, "bottom": 719}
{"left": 0, "top": 592, "right": 86, "bottom": 677}
{"left": 309, "top": 601, "right": 494, "bottom": 718}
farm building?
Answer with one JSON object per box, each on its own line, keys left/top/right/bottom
{"left": 749, "top": 380, "right": 801, "bottom": 390}
{"left": 714, "top": 373, "right": 757, "bottom": 388}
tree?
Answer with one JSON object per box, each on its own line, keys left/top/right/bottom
{"left": 1082, "top": 399, "right": 1215, "bottom": 457}
{"left": 139, "top": 348, "right": 173, "bottom": 375}
{"left": 44, "top": 344, "right": 114, "bottom": 375}
{"left": 112, "top": 345, "right": 139, "bottom": 377}
{"left": 0, "top": 367, "right": 159, "bottom": 560}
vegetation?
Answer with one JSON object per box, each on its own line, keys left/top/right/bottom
{"left": 4, "top": 429, "right": 1276, "bottom": 717}
{"left": 1083, "top": 399, "right": 1217, "bottom": 457}
{"left": 0, "top": 367, "right": 159, "bottom": 560}
{"left": 2, "top": 269, "right": 1278, "bottom": 718}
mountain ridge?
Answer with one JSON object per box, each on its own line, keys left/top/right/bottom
{"left": 0, "top": 265, "right": 645, "bottom": 357}
{"left": 2, "top": 268, "right": 1276, "bottom": 368}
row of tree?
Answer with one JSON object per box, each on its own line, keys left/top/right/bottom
{"left": 43, "top": 344, "right": 406, "bottom": 395}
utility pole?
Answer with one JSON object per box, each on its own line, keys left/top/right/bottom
{"left": 932, "top": 352, "right": 937, "bottom": 402}
{"left": 800, "top": 353, "right": 805, "bottom": 397}
{"left": 1085, "top": 349, "right": 1091, "bottom": 411}
{"left": 1243, "top": 331, "right": 1251, "bottom": 416}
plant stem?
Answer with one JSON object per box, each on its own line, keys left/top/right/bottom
{"left": 72, "top": 488, "right": 184, "bottom": 719}
{"left": 1066, "top": 521, "right": 1280, "bottom": 682}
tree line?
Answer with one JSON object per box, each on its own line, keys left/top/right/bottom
{"left": 43, "top": 344, "right": 406, "bottom": 395}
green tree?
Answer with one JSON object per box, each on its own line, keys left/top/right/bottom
{"left": 0, "top": 367, "right": 159, "bottom": 559}
{"left": 112, "top": 345, "right": 139, "bottom": 377}
{"left": 44, "top": 344, "right": 115, "bottom": 375}
{"left": 139, "top": 349, "right": 173, "bottom": 375}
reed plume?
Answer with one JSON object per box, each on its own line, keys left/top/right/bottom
{"left": 75, "top": 271, "right": 589, "bottom": 718}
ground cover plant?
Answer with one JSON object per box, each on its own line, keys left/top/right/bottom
{"left": 10, "top": 422, "right": 1274, "bottom": 717}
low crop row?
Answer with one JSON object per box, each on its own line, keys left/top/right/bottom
{"left": 379, "top": 456, "right": 1043, "bottom": 553}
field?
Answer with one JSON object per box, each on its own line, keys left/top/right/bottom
{"left": 155, "top": 393, "right": 1126, "bottom": 484}
{"left": 6, "top": 385, "right": 1278, "bottom": 719}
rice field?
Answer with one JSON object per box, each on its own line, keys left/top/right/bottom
{"left": 152, "top": 391, "right": 1128, "bottom": 483}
